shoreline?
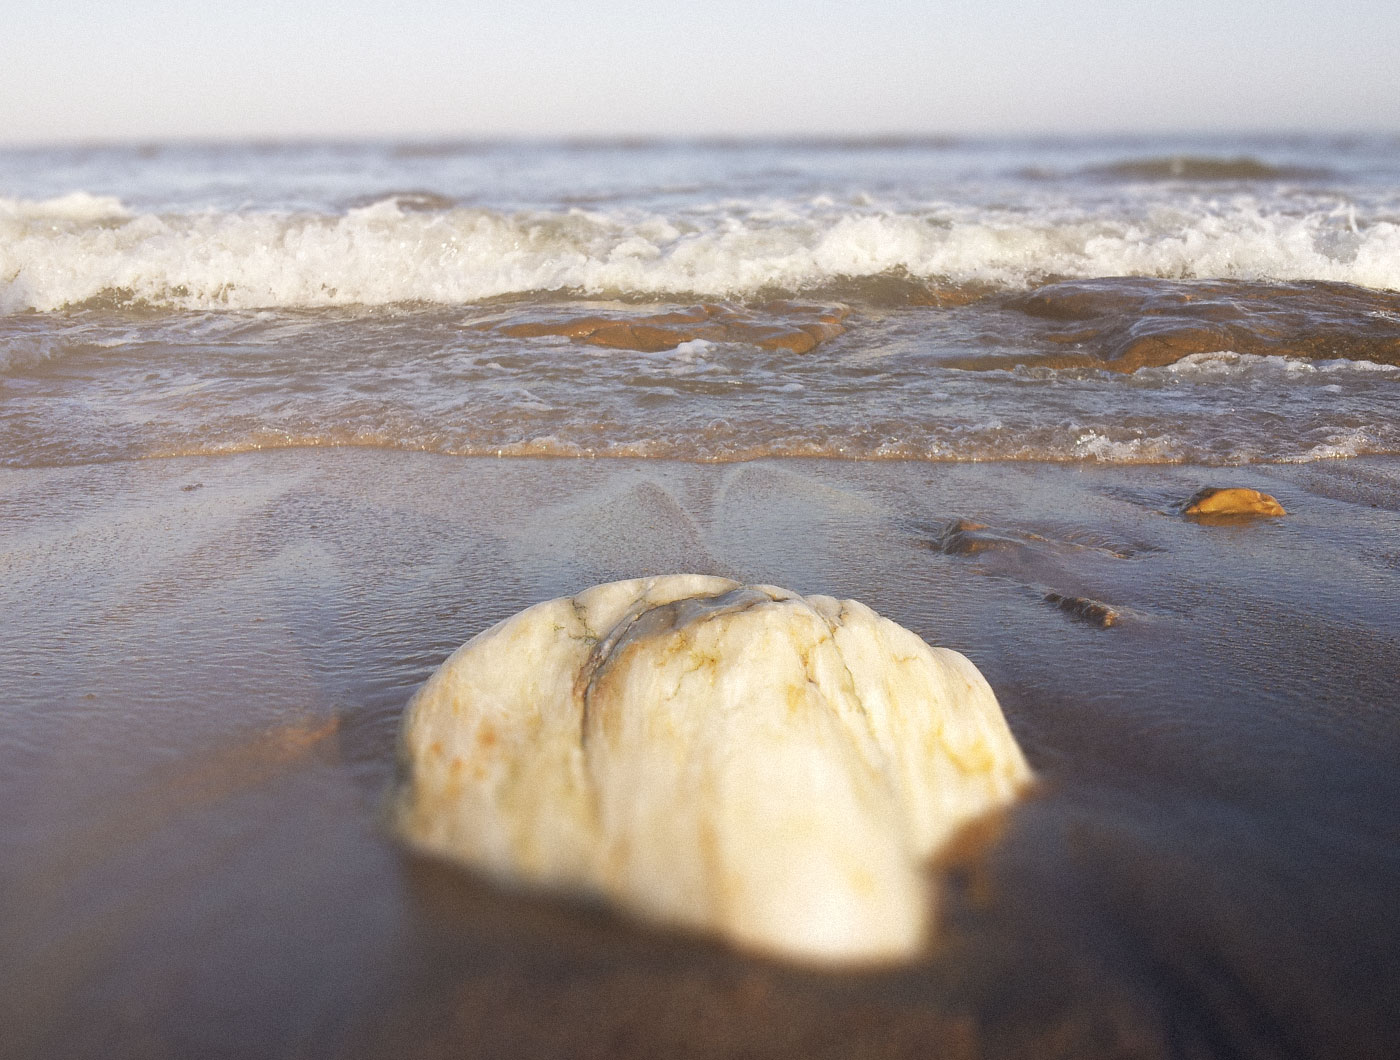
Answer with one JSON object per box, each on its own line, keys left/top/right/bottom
{"left": 4, "top": 449, "right": 1399, "bottom": 1059}
{"left": 14, "top": 439, "right": 1400, "bottom": 474}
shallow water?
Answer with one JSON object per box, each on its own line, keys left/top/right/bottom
{"left": 3, "top": 451, "right": 1399, "bottom": 1059}
{"left": 3, "top": 135, "right": 1400, "bottom": 468}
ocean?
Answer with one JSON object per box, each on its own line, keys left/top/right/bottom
{"left": 4, "top": 136, "right": 1400, "bottom": 1060}
{"left": 4, "top": 134, "right": 1399, "bottom": 468}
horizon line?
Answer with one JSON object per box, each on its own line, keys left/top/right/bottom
{"left": 4, "top": 127, "right": 1400, "bottom": 152}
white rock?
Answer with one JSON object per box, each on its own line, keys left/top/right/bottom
{"left": 391, "top": 575, "right": 1031, "bottom": 963}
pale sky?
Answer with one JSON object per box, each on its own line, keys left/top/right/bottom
{"left": 3, "top": 0, "right": 1398, "bottom": 142}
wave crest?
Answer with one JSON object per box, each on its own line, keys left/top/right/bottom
{"left": 3, "top": 194, "right": 1399, "bottom": 312}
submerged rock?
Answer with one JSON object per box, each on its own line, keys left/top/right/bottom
{"left": 485, "top": 301, "right": 849, "bottom": 354}
{"left": 391, "top": 575, "right": 1031, "bottom": 964}
{"left": 1182, "top": 487, "right": 1286, "bottom": 519}
{"left": 942, "top": 278, "right": 1400, "bottom": 373}
{"left": 930, "top": 518, "right": 1046, "bottom": 556}
{"left": 1043, "top": 592, "right": 1121, "bottom": 628}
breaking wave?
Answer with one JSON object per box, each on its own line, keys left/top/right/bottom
{"left": 4, "top": 192, "right": 1399, "bottom": 312}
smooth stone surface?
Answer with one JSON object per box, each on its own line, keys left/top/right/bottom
{"left": 391, "top": 575, "right": 1032, "bottom": 964}
{"left": 1182, "top": 486, "right": 1287, "bottom": 518}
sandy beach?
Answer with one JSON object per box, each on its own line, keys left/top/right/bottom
{"left": 3, "top": 449, "right": 1398, "bottom": 1059}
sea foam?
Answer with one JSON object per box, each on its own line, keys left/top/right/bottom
{"left": 3, "top": 194, "right": 1399, "bottom": 312}
{"left": 1135, "top": 351, "right": 1400, "bottom": 382}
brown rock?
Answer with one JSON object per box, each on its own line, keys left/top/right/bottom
{"left": 1043, "top": 593, "right": 1121, "bottom": 628}
{"left": 941, "top": 278, "right": 1400, "bottom": 374}
{"left": 486, "top": 302, "right": 849, "bottom": 354}
{"left": 498, "top": 316, "right": 615, "bottom": 340}
{"left": 583, "top": 323, "right": 689, "bottom": 353}
{"left": 745, "top": 326, "right": 818, "bottom": 354}
{"left": 931, "top": 519, "right": 1002, "bottom": 556}
{"left": 931, "top": 518, "right": 1048, "bottom": 557}
{"left": 1182, "top": 487, "right": 1286, "bottom": 519}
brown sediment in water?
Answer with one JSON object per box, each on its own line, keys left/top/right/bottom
{"left": 942, "top": 279, "right": 1400, "bottom": 372}
{"left": 480, "top": 301, "right": 849, "bottom": 354}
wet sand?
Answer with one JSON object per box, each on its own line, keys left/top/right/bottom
{"left": 3, "top": 451, "right": 1399, "bottom": 1059}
